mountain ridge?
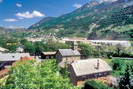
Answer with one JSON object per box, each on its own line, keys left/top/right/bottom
{"left": 29, "top": 0, "right": 133, "bottom": 40}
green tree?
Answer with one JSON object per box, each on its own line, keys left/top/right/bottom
{"left": 119, "top": 63, "right": 133, "bottom": 89}
{"left": 1, "top": 60, "right": 78, "bottom": 89}
{"left": 44, "top": 41, "right": 70, "bottom": 51}
{"left": 34, "top": 42, "right": 45, "bottom": 55}
{"left": 1, "top": 60, "right": 41, "bottom": 89}
{"left": 112, "top": 59, "right": 125, "bottom": 71}
{"left": 79, "top": 43, "right": 98, "bottom": 58}
{"left": 83, "top": 80, "right": 113, "bottom": 89}
{"left": 4, "top": 39, "right": 19, "bottom": 52}
{"left": 23, "top": 41, "right": 35, "bottom": 54}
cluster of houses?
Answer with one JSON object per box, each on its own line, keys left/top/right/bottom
{"left": 0, "top": 52, "right": 32, "bottom": 78}
{"left": 40, "top": 41, "right": 113, "bottom": 86}
{"left": 26, "top": 34, "right": 57, "bottom": 43}
{"left": 0, "top": 45, "right": 114, "bottom": 86}
{"left": 1, "top": 37, "right": 129, "bottom": 86}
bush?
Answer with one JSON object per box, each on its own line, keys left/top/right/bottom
{"left": 79, "top": 43, "right": 98, "bottom": 58}
{"left": 112, "top": 59, "right": 125, "bottom": 71}
{"left": 83, "top": 80, "right": 113, "bottom": 89}
{"left": 1, "top": 60, "right": 78, "bottom": 89}
{"left": 119, "top": 63, "right": 133, "bottom": 89}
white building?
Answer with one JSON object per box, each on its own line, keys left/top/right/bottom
{"left": 0, "top": 47, "right": 8, "bottom": 53}
{"left": 89, "top": 40, "right": 131, "bottom": 47}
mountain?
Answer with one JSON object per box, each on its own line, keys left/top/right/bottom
{"left": 0, "top": 26, "right": 28, "bottom": 38}
{"left": 29, "top": 0, "right": 133, "bottom": 40}
{"left": 29, "top": 17, "right": 56, "bottom": 29}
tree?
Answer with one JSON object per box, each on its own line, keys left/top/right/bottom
{"left": 38, "top": 60, "right": 77, "bottom": 89}
{"left": 119, "top": 63, "right": 133, "bottom": 89}
{"left": 115, "top": 44, "right": 125, "bottom": 57}
{"left": 4, "top": 39, "right": 19, "bottom": 52}
{"left": 83, "top": 80, "right": 113, "bottom": 89}
{"left": 79, "top": 43, "right": 98, "bottom": 58}
{"left": 44, "top": 41, "right": 70, "bottom": 51}
{"left": 117, "top": 60, "right": 133, "bottom": 89}
{"left": 20, "top": 39, "right": 28, "bottom": 45}
{"left": 1, "top": 60, "right": 41, "bottom": 89}
{"left": 1, "top": 60, "right": 78, "bottom": 89}
{"left": 34, "top": 42, "right": 45, "bottom": 56}
{"left": 23, "top": 41, "right": 35, "bottom": 54}
{"left": 112, "top": 59, "right": 125, "bottom": 71}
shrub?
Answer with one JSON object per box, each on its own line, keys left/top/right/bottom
{"left": 112, "top": 59, "right": 125, "bottom": 71}
{"left": 1, "top": 60, "right": 78, "bottom": 89}
{"left": 83, "top": 80, "right": 113, "bottom": 89}
{"left": 79, "top": 43, "right": 98, "bottom": 58}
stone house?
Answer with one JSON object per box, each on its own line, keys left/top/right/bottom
{"left": 69, "top": 59, "right": 112, "bottom": 85}
{"left": 56, "top": 49, "right": 81, "bottom": 67}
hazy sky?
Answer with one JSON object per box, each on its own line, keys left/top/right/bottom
{"left": 0, "top": 0, "right": 114, "bottom": 28}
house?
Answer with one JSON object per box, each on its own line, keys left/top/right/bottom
{"left": 41, "top": 52, "right": 56, "bottom": 59}
{"left": 69, "top": 59, "right": 112, "bottom": 85}
{"left": 0, "top": 47, "right": 8, "bottom": 53}
{"left": 0, "top": 53, "right": 30, "bottom": 70}
{"left": 56, "top": 49, "right": 80, "bottom": 67}
{"left": 59, "top": 37, "right": 91, "bottom": 45}
{"left": 0, "top": 56, "right": 34, "bottom": 78}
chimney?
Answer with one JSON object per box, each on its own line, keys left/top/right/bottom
{"left": 96, "top": 59, "right": 100, "bottom": 69}
{"left": 12, "top": 56, "right": 15, "bottom": 58}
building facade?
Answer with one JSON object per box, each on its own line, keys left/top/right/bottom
{"left": 56, "top": 49, "right": 80, "bottom": 67}
{"left": 89, "top": 40, "right": 131, "bottom": 47}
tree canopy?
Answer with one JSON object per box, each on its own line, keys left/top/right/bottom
{"left": 83, "top": 80, "right": 113, "bottom": 89}
{"left": 1, "top": 59, "right": 78, "bottom": 89}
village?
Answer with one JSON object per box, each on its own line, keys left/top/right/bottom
{"left": 0, "top": 36, "right": 133, "bottom": 88}
{"left": 0, "top": 0, "right": 133, "bottom": 88}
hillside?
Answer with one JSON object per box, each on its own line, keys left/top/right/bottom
{"left": 30, "top": 17, "right": 56, "bottom": 28}
{"left": 29, "top": 0, "right": 133, "bottom": 40}
{"left": 0, "top": 26, "right": 29, "bottom": 38}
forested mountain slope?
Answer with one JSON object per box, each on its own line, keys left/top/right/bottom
{"left": 29, "top": 0, "right": 133, "bottom": 40}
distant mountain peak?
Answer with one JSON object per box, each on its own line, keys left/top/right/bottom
{"left": 83, "top": 0, "right": 99, "bottom": 8}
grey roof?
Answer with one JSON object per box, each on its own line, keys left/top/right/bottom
{"left": 58, "top": 49, "right": 80, "bottom": 57}
{"left": 71, "top": 59, "right": 112, "bottom": 77}
{"left": 0, "top": 53, "right": 30, "bottom": 62}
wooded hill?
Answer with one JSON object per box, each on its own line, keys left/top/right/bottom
{"left": 29, "top": 0, "right": 133, "bottom": 40}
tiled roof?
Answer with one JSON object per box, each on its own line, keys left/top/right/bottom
{"left": 0, "top": 69, "right": 9, "bottom": 78}
{"left": 58, "top": 49, "right": 80, "bottom": 57}
{"left": 71, "top": 59, "right": 112, "bottom": 77}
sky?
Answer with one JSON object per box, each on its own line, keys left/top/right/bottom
{"left": 0, "top": 0, "right": 116, "bottom": 28}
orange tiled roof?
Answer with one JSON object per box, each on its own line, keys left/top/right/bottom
{"left": 0, "top": 69, "right": 9, "bottom": 78}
